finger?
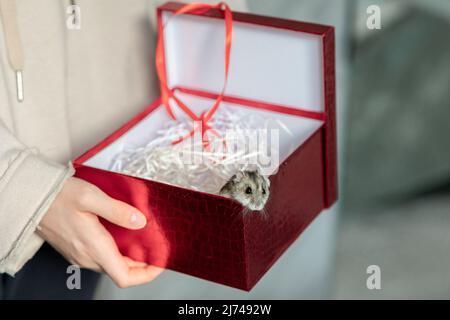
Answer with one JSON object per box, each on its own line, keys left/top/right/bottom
{"left": 124, "top": 265, "right": 164, "bottom": 287}
{"left": 95, "top": 229, "right": 163, "bottom": 288}
{"left": 80, "top": 263, "right": 102, "bottom": 273}
{"left": 104, "top": 252, "right": 163, "bottom": 288}
{"left": 81, "top": 187, "right": 147, "bottom": 230}
{"left": 123, "top": 256, "right": 148, "bottom": 268}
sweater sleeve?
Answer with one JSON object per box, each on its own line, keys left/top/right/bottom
{"left": 0, "top": 121, "right": 74, "bottom": 276}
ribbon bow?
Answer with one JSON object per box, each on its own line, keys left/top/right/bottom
{"left": 155, "top": 2, "right": 233, "bottom": 150}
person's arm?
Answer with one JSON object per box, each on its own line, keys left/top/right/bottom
{"left": 0, "top": 121, "right": 72, "bottom": 275}
{"left": 0, "top": 121, "right": 163, "bottom": 287}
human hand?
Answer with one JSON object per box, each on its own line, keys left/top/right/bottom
{"left": 37, "top": 177, "right": 163, "bottom": 288}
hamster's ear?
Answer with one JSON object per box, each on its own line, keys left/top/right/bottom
{"left": 233, "top": 171, "right": 244, "bottom": 181}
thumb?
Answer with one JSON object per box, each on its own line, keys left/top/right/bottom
{"left": 80, "top": 186, "right": 147, "bottom": 230}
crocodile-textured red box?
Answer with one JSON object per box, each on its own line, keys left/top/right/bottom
{"left": 73, "top": 2, "right": 336, "bottom": 291}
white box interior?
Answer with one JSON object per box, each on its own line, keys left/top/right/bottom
{"left": 83, "top": 10, "right": 327, "bottom": 176}
{"left": 84, "top": 92, "right": 324, "bottom": 174}
{"left": 163, "top": 11, "right": 325, "bottom": 112}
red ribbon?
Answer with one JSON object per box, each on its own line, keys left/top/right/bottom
{"left": 156, "top": 2, "right": 233, "bottom": 150}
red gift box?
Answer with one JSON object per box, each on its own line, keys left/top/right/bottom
{"left": 73, "top": 1, "right": 337, "bottom": 291}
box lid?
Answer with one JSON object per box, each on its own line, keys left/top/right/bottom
{"left": 157, "top": 2, "right": 337, "bottom": 207}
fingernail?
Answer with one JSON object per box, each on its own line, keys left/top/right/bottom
{"left": 130, "top": 212, "right": 147, "bottom": 228}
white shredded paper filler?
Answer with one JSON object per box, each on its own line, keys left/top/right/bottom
{"left": 110, "top": 107, "right": 288, "bottom": 195}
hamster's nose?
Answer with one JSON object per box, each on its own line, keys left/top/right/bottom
{"left": 255, "top": 202, "right": 264, "bottom": 211}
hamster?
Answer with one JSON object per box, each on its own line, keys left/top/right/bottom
{"left": 219, "top": 169, "right": 270, "bottom": 211}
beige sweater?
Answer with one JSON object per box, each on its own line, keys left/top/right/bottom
{"left": 0, "top": 0, "right": 246, "bottom": 276}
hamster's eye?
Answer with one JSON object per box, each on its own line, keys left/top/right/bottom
{"left": 262, "top": 188, "right": 266, "bottom": 195}
{"left": 245, "top": 186, "right": 253, "bottom": 194}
